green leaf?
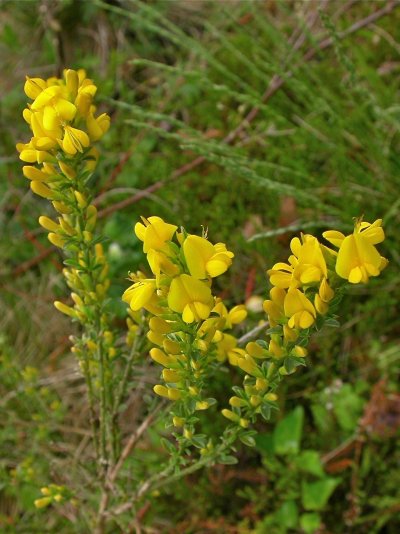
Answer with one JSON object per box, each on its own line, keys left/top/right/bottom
{"left": 301, "top": 478, "right": 341, "bottom": 511}
{"left": 324, "top": 318, "right": 340, "bottom": 328}
{"left": 255, "top": 433, "right": 274, "bottom": 455}
{"left": 240, "top": 434, "right": 256, "bottom": 447}
{"left": 260, "top": 403, "right": 271, "bottom": 421}
{"left": 275, "top": 500, "right": 298, "bottom": 528}
{"left": 266, "top": 326, "right": 282, "bottom": 335}
{"left": 219, "top": 455, "right": 238, "bottom": 465}
{"left": 295, "top": 450, "right": 325, "bottom": 478}
{"left": 160, "top": 438, "right": 176, "bottom": 454}
{"left": 300, "top": 513, "right": 321, "bottom": 533}
{"left": 333, "top": 384, "right": 364, "bottom": 431}
{"left": 273, "top": 406, "right": 304, "bottom": 456}
{"left": 311, "top": 404, "right": 331, "bottom": 433}
{"left": 191, "top": 436, "right": 206, "bottom": 448}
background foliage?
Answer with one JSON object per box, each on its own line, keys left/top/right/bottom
{"left": 0, "top": 0, "right": 399, "bottom": 532}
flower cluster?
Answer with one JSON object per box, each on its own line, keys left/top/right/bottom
{"left": 17, "top": 69, "right": 109, "bottom": 210}
{"left": 18, "top": 69, "right": 109, "bottom": 159}
{"left": 323, "top": 218, "right": 387, "bottom": 284}
{"left": 34, "top": 484, "right": 74, "bottom": 509}
{"left": 221, "top": 218, "right": 387, "bottom": 427}
{"left": 122, "top": 216, "right": 247, "bottom": 441}
{"left": 17, "top": 69, "right": 112, "bottom": 385}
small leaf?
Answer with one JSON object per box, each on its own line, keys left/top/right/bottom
{"left": 325, "top": 318, "right": 340, "bottom": 328}
{"left": 240, "top": 434, "right": 256, "bottom": 447}
{"left": 275, "top": 500, "right": 298, "bottom": 529}
{"left": 219, "top": 455, "right": 238, "bottom": 465}
{"left": 160, "top": 438, "right": 176, "bottom": 454}
{"left": 300, "top": 513, "right": 321, "bottom": 533}
{"left": 63, "top": 258, "right": 82, "bottom": 269}
{"left": 266, "top": 326, "right": 282, "bottom": 335}
{"left": 273, "top": 406, "right": 304, "bottom": 456}
{"left": 333, "top": 384, "right": 364, "bottom": 431}
{"left": 260, "top": 403, "right": 271, "bottom": 421}
{"left": 295, "top": 450, "right": 325, "bottom": 477}
{"left": 302, "top": 477, "right": 341, "bottom": 511}
{"left": 191, "top": 436, "right": 206, "bottom": 448}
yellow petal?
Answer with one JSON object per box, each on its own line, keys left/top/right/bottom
{"left": 30, "top": 181, "right": 55, "bottom": 199}
{"left": 143, "top": 216, "right": 177, "bottom": 253}
{"left": 348, "top": 266, "right": 363, "bottom": 284}
{"left": 65, "top": 69, "right": 79, "bottom": 98}
{"left": 123, "top": 281, "right": 156, "bottom": 310}
{"left": 206, "top": 258, "right": 229, "bottom": 277}
{"left": 87, "top": 112, "right": 104, "bottom": 141}
{"left": 168, "top": 274, "right": 212, "bottom": 315}
{"left": 23, "top": 108, "right": 32, "bottom": 124}
{"left": 24, "top": 76, "right": 47, "bottom": 99}
{"left": 228, "top": 305, "right": 247, "bottom": 324}
{"left": 23, "top": 166, "right": 49, "bottom": 181}
{"left": 298, "top": 265, "right": 321, "bottom": 284}
{"left": 183, "top": 235, "right": 214, "bottom": 278}
{"left": 62, "top": 126, "right": 90, "bottom": 155}
{"left": 182, "top": 304, "right": 195, "bottom": 323}
{"left": 54, "top": 98, "right": 76, "bottom": 121}
{"left": 322, "top": 230, "right": 346, "bottom": 248}
{"left": 359, "top": 219, "right": 384, "bottom": 245}
{"left": 43, "top": 106, "right": 59, "bottom": 131}
{"left": 35, "top": 136, "right": 57, "bottom": 150}
{"left": 19, "top": 149, "right": 37, "bottom": 163}
{"left": 314, "top": 294, "right": 329, "bottom": 315}
{"left": 290, "top": 237, "right": 302, "bottom": 256}
{"left": 134, "top": 222, "right": 146, "bottom": 241}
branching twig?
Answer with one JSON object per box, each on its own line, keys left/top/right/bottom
{"left": 237, "top": 322, "right": 269, "bottom": 347}
{"left": 96, "top": 401, "right": 166, "bottom": 532}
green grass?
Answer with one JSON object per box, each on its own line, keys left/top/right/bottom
{"left": 0, "top": 0, "right": 399, "bottom": 531}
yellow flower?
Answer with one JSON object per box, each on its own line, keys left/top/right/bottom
{"left": 284, "top": 288, "right": 316, "bottom": 329}
{"left": 147, "top": 248, "right": 179, "bottom": 278}
{"left": 291, "top": 235, "right": 327, "bottom": 284}
{"left": 263, "top": 287, "right": 286, "bottom": 326}
{"left": 183, "top": 234, "right": 233, "bottom": 279}
{"left": 34, "top": 497, "right": 52, "bottom": 509}
{"left": 268, "top": 235, "right": 327, "bottom": 289}
{"left": 167, "top": 274, "right": 213, "bottom": 323}
{"left": 228, "top": 304, "right": 247, "bottom": 325}
{"left": 267, "top": 261, "right": 296, "bottom": 289}
{"left": 323, "top": 219, "right": 387, "bottom": 284}
{"left": 87, "top": 112, "right": 110, "bottom": 141}
{"left": 31, "top": 86, "right": 77, "bottom": 130}
{"left": 24, "top": 76, "right": 47, "bottom": 99}
{"left": 135, "top": 216, "right": 177, "bottom": 253}
{"left": 314, "top": 277, "right": 334, "bottom": 315}
{"left": 122, "top": 277, "right": 157, "bottom": 311}
{"left": 62, "top": 126, "right": 90, "bottom": 155}
{"left": 215, "top": 333, "right": 246, "bottom": 364}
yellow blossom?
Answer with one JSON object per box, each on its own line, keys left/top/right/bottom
{"left": 167, "top": 274, "right": 213, "bottom": 323}
{"left": 284, "top": 288, "right": 316, "bottom": 329}
{"left": 183, "top": 234, "right": 233, "bottom": 279}
{"left": 122, "top": 277, "right": 157, "bottom": 312}
{"left": 135, "top": 216, "right": 177, "bottom": 253}
{"left": 263, "top": 287, "right": 286, "bottom": 326}
{"left": 62, "top": 126, "right": 90, "bottom": 155}
{"left": 291, "top": 235, "right": 327, "bottom": 284}
{"left": 323, "top": 219, "right": 387, "bottom": 284}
